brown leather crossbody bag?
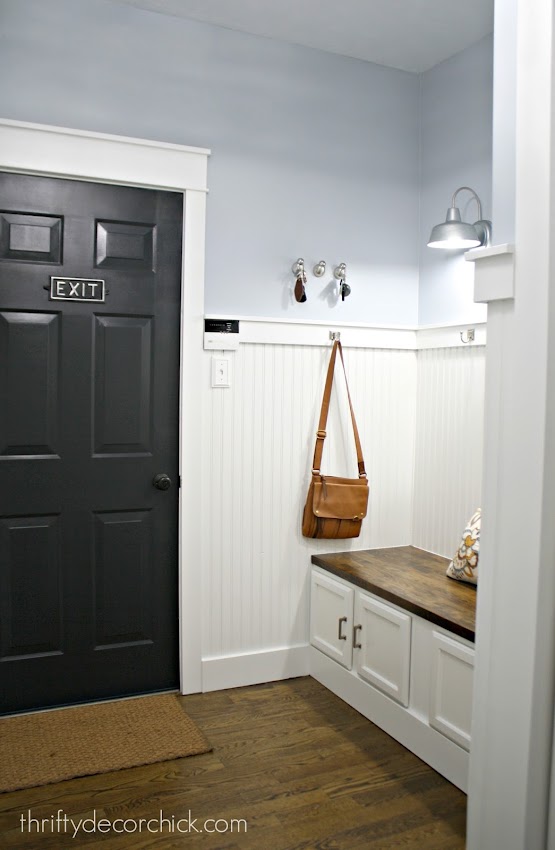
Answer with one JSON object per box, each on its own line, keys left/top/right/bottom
{"left": 302, "top": 340, "right": 369, "bottom": 539}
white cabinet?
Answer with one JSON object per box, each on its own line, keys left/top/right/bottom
{"left": 309, "top": 565, "right": 475, "bottom": 792}
{"left": 355, "top": 591, "right": 411, "bottom": 707}
{"left": 310, "top": 569, "right": 354, "bottom": 669}
{"left": 430, "top": 631, "right": 474, "bottom": 751}
{"left": 310, "top": 572, "right": 412, "bottom": 705}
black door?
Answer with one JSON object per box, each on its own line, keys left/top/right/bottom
{"left": 0, "top": 172, "right": 182, "bottom": 714}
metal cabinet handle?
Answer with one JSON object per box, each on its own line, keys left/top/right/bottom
{"left": 338, "top": 616, "right": 348, "bottom": 641}
{"left": 353, "top": 624, "right": 362, "bottom": 649}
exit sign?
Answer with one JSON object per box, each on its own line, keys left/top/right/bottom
{"left": 50, "top": 277, "right": 105, "bottom": 302}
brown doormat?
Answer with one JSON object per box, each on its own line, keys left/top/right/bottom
{"left": 0, "top": 693, "right": 211, "bottom": 793}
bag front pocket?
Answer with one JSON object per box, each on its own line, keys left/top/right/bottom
{"left": 312, "top": 476, "right": 368, "bottom": 521}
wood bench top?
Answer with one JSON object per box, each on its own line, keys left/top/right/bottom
{"left": 311, "top": 546, "right": 476, "bottom": 642}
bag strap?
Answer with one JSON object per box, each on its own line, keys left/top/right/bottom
{"left": 311, "top": 340, "right": 367, "bottom": 479}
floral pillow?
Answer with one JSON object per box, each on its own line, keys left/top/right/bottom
{"left": 446, "top": 508, "right": 480, "bottom": 586}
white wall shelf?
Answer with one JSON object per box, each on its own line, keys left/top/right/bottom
{"left": 466, "top": 243, "right": 515, "bottom": 303}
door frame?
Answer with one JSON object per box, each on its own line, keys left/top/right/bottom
{"left": 0, "top": 118, "right": 209, "bottom": 695}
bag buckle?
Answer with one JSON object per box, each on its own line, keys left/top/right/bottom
{"left": 316, "top": 430, "right": 326, "bottom": 439}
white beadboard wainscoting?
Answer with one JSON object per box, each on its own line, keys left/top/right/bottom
{"left": 199, "top": 323, "right": 486, "bottom": 692}
{"left": 412, "top": 345, "right": 486, "bottom": 558}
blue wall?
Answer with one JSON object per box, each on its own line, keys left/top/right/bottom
{"left": 0, "top": 1, "right": 493, "bottom": 326}
{"left": 418, "top": 36, "right": 493, "bottom": 326}
{"left": 491, "top": 0, "right": 516, "bottom": 244}
{"left": 0, "top": 0, "right": 421, "bottom": 325}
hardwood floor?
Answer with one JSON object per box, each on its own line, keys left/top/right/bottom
{"left": 0, "top": 678, "right": 466, "bottom": 849}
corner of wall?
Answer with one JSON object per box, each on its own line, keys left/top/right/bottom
{"left": 416, "top": 37, "right": 494, "bottom": 327}
{"left": 416, "top": 71, "right": 423, "bottom": 328}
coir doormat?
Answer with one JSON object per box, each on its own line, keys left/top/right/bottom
{"left": 0, "top": 693, "right": 211, "bottom": 793}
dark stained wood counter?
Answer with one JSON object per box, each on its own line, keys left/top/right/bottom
{"left": 311, "top": 546, "right": 476, "bottom": 643}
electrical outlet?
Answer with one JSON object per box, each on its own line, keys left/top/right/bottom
{"left": 211, "top": 356, "right": 231, "bottom": 388}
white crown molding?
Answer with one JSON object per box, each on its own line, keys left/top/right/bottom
{"left": 0, "top": 118, "right": 209, "bottom": 193}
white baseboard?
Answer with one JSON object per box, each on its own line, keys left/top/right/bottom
{"left": 201, "top": 644, "right": 310, "bottom": 693}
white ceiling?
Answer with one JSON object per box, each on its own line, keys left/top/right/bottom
{"left": 113, "top": 0, "right": 494, "bottom": 73}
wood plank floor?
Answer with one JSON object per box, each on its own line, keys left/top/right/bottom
{"left": 0, "top": 677, "right": 466, "bottom": 849}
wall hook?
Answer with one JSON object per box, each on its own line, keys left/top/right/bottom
{"left": 460, "top": 329, "right": 475, "bottom": 344}
{"left": 333, "top": 263, "right": 351, "bottom": 300}
{"left": 333, "top": 263, "right": 346, "bottom": 281}
{"left": 313, "top": 260, "right": 326, "bottom": 277}
{"left": 292, "top": 258, "right": 307, "bottom": 303}
{"left": 329, "top": 331, "right": 341, "bottom": 341}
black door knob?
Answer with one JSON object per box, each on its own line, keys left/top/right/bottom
{"left": 153, "top": 473, "right": 172, "bottom": 491}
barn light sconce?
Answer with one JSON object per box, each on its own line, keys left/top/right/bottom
{"left": 427, "top": 186, "right": 492, "bottom": 250}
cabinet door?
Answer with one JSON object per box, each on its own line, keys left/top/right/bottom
{"left": 310, "top": 570, "right": 354, "bottom": 669}
{"left": 354, "top": 591, "right": 411, "bottom": 706}
{"left": 430, "top": 631, "right": 475, "bottom": 751}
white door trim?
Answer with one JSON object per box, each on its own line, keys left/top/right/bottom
{"left": 0, "top": 118, "right": 210, "bottom": 695}
{"left": 467, "top": 1, "right": 555, "bottom": 846}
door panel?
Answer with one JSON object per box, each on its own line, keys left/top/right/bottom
{"left": 0, "top": 312, "right": 60, "bottom": 457}
{"left": 0, "top": 514, "right": 62, "bottom": 661}
{"left": 95, "top": 220, "right": 156, "bottom": 270}
{"left": 93, "top": 510, "right": 153, "bottom": 650}
{"left": 0, "top": 171, "right": 182, "bottom": 713}
{"left": 0, "top": 212, "right": 63, "bottom": 264}
{"left": 93, "top": 315, "right": 153, "bottom": 455}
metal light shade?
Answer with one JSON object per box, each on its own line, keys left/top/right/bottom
{"left": 427, "top": 208, "right": 481, "bottom": 249}
{"left": 427, "top": 187, "right": 492, "bottom": 251}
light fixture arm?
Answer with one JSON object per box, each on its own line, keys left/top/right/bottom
{"left": 451, "top": 186, "right": 483, "bottom": 221}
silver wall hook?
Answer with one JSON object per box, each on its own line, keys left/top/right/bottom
{"left": 313, "top": 260, "right": 326, "bottom": 277}
{"left": 333, "top": 263, "right": 351, "bottom": 300}
{"left": 460, "top": 329, "right": 476, "bottom": 344}
{"left": 333, "top": 263, "right": 346, "bottom": 281}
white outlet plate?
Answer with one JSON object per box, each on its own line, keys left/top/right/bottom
{"left": 211, "top": 356, "right": 231, "bottom": 387}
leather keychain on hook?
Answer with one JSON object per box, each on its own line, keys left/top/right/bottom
{"left": 293, "top": 258, "right": 307, "bottom": 302}
{"left": 334, "top": 263, "right": 351, "bottom": 301}
{"left": 295, "top": 273, "right": 307, "bottom": 302}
